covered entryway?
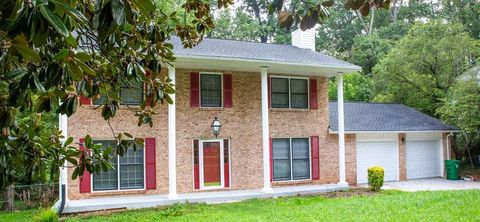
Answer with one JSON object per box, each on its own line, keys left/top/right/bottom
{"left": 356, "top": 134, "right": 399, "bottom": 184}
{"left": 406, "top": 133, "right": 442, "bottom": 179}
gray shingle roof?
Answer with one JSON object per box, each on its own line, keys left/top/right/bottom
{"left": 329, "top": 102, "right": 459, "bottom": 132}
{"left": 170, "top": 37, "right": 360, "bottom": 70}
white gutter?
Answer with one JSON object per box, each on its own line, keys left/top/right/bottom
{"left": 174, "top": 55, "right": 362, "bottom": 74}
{"left": 328, "top": 130, "right": 462, "bottom": 134}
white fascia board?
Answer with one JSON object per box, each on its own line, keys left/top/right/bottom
{"left": 173, "top": 55, "right": 361, "bottom": 77}
{"left": 328, "top": 129, "right": 462, "bottom": 134}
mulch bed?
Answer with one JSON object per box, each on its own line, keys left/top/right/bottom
{"left": 309, "top": 187, "right": 381, "bottom": 198}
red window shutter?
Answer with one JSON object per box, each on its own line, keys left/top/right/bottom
{"left": 268, "top": 76, "right": 271, "bottom": 108}
{"left": 79, "top": 96, "right": 91, "bottom": 105}
{"left": 190, "top": 72, "right": 200, "bottom": 107}
{"left": 223, "top": 139, "right": 230, "bottom": 188}
{"left": 269, "top": 138, "right": 273, "bottom": 182}
{"left": 193, "top": 139, "right": 200, "bottom": 189}
{"left": 311, "top": 136, "right": 320, "bottom": 180}
{"left": 79, "top": 138, "right": 91, "bottom": 193}
{"left": 223, "top": 74, "right": 233, "bottom": 108}
{"left": 309, "top": 79, "right": 318, "bottom": 110}
{"left": 145, "top": 138, "right": 157, "bottom": 190}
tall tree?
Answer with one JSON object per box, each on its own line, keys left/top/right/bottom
{"left": 372, "top": 22, "right": 480, "bottom": 116}
{"left": 0, "top": 0, "right": 234, "bottom": 189}
{"left": 438, "top": 78, "right": 480, "bottom": 167}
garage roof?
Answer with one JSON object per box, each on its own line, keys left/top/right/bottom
{"left": 329, "top": 102, "right": 459, "bottom": 132}
{"left": 170, "top": 37, "right": 361, "bottom": 71}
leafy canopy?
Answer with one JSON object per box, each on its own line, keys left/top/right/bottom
{"left": 0, "top": 0, "right": 234, "bottom": 188}
{"left": 372, "top": 21, "right": 480, "bottom": 116}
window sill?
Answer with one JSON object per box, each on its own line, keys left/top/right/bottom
{"left": 270, "top": 108, "right": 310, "bottom": 112}
{"left": 89, "top": 189, "right": 147, "bottom": 197}
{"left": 198, "top": 107, "right": 224, "bottom": 111}
{"left": 272, "top": 179, "right": 312, "bottom": 186}
{"left": 88, "top": 104, "right": 142, "bottom": 109}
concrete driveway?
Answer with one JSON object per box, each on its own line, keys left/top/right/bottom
{"left": 381, "top": 178, "right": 480, "bottom": 192}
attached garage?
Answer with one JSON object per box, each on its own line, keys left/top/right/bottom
{"left": 356, "top": 134, "right": 399, "bottom": 184}
{"left": 329, "top": 102, "right": 459, "bottom": 184}
{"left": 406, "top": 133, "right": 443, "bottom": 179}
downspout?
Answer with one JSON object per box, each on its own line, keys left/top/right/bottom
{"left": 54, "top": 113, "right": 68, "bottom": 214}
{"left": 446, "top": 133, "right": 453, "bottom": 160}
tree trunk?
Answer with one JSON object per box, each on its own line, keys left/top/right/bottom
{"left": 368, "top": 7, "right": 376, "bottom": 35}
{"left": 4, "top": 184, "right": 14, "bottom": 211}
{"left": 466, "top": 141, "right": 474, "bottom": 168}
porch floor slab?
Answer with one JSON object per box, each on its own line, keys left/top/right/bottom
{"left": 63, "top": 183, "right": 348, "bottom": 213}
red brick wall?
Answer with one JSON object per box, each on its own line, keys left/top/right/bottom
{"left": 67, "top": 69, "right": 349, "bottom": 199}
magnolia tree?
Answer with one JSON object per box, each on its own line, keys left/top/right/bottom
{"left": 0, "top": 0, "right": 381, "bottom": 188}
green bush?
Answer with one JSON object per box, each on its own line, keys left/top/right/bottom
{"left": 34, "top": 208, "right": 58, "bottom": 222}
{"left": 368, "top": 166, "right": 384, "bottom": 191}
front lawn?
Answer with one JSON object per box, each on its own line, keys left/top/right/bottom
{"left": 2, "top": 189, "right": 479, "bottom": 221}
{"left": 66, "top": 189, "right": 480, "bottom": 222}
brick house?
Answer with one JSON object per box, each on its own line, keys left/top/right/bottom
{"left": 59, "top": 30, "right": 458, "bottom": 212}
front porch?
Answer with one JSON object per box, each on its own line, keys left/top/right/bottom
{"left": 62, "top": 183, "right": 348, "bottom": 213}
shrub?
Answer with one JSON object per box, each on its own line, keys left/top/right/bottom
{"left": 368, "top": 166, "right": 384, "bottom": 191}
{"left": 34, "top": 208, "right": 59, "bottom": 222}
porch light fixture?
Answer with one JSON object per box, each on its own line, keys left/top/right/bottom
{"left": 211, "top": 117, "right": 222, "bottom": 138}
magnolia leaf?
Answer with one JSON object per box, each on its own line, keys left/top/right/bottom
{"left": 75, "top": 52, "right": 92, "bottom": 62}
{"left": 14, "top": 44, "right": 41, "bottom": 63}
{"left": 50, "top": 0, "right": 88, "bottom": 22}
{"left": 75, "top": 59, "right": 96, "bottom": 76}
{"left": 278, "top": 11, "right": 289, "bottom": 24}
{"left": 322, "top": 0, "right": 334, "bottom": 7}
{"left": 130, "top": 0, "right": 154, "bottom": 17}
{"left": 39, "top": 5, "right": 70, "bottom": 36}
{"left": 110, "top": 0, "right": 126, "bottom": 26}
{"left": 53, "top": 48, "right": 69, "bottom": 61}
{"left": 360, "top": 3, "right": 370, "bottom": 16}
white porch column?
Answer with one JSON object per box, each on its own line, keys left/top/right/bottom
{"left": 261, "top": 67, "right": 273, "bottom": 193}
{"left": 59, "top": 113, "right": 69, "bottom": 201}
{"left": 168, "top": 65, "right": 177, "bottom": 198}
{"left": 337, "top": 74, "right": 347, "bottom": 185}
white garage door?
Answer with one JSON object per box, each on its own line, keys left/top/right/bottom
{"left": 406, "top": 140, "right": 441, "bottom": 179}
{"left": 356, "top": 140, "right": 398, "bottom": 184}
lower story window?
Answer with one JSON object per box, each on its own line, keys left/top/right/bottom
{"left": 272, "top": 138, "right": 310, "bottom": 181}
{"left": 92, "top": 140, "right": 145, "bottom": 191}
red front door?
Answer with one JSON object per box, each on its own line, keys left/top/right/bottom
{"left": 203, "top": 142, "right": 221, "bottom": 187}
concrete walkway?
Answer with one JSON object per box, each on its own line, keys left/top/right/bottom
{"left": 382, "top": 178, "right": 480, "bottom": 192}
{"left": 63, "top": 183, "right": 348, "bottom": 213}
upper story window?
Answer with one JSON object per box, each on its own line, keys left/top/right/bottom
{"left": 272, "top": 138, "right": 311, "bottom": 181}
{"left": 200, "top": 73, "right": 222, "bottom": 107}
{"left": 93, "top": 81, "right": 144, "bottom": 105}
{"left": 92, "top": 140, "right": 145, "bottom": 191}
{"left": 271, "top": 77, "right": 308, "bottom": 109}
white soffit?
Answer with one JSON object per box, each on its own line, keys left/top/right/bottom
{"left": 174, "top": 56, "right": 360, "bottom": 77}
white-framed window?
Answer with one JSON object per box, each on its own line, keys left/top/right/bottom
{"left": 92, "top": 140, "right": 145, "bottom": 191}
{"left": 271, "top": 77, "right": 309, "bottom": 109}
{"left": 200, "top": 72, "right": 223, "bottom": 107}
{"left": 272, "top": 138, "right": 311, "bottom": 181}
{"left": 93, "top": 81, "right": 144, "bottom": 105}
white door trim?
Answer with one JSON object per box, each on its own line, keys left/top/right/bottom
{"left": 199, "top": 139, "right": 224, "bottom": 190}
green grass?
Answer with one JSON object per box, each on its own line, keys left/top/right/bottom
{"left": 0, "top": 209, "right": 38, "bottom": 222}
{"left": 3, "top": 190, "right": 480, "bottom": 222}
{"left": 65, "top": 190, "right": 480, "bottom": 222}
